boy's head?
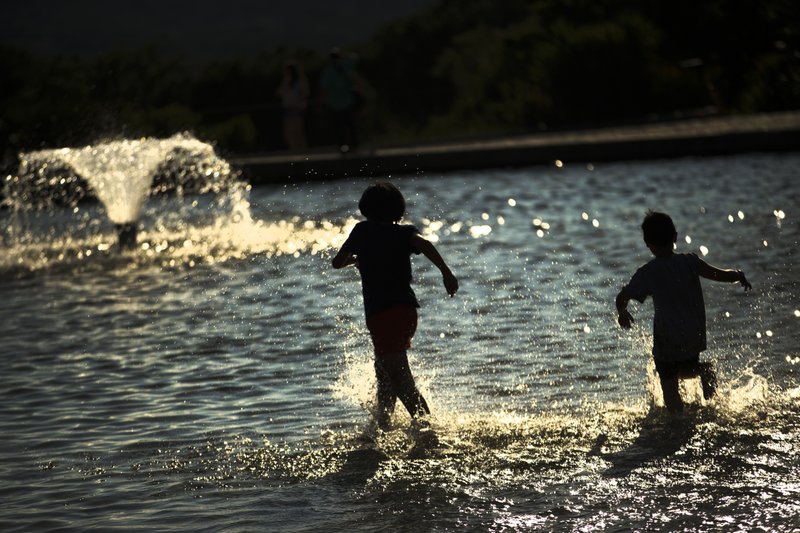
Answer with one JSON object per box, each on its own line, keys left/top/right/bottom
{"left": 641, "top": 210, "right": 677, "bottom": 250}
{"left": 359, "top": 181, "right": 405, "bottom": 223}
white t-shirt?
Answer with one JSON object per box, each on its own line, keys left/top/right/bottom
{"left": 625, "top": 253, "right": 707, "bottom": 361}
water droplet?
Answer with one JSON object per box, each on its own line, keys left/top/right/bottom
{"left": 469, "top": 225, "right": 492, "bottom": 238}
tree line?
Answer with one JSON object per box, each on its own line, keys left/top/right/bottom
{"left": 1, "top": 0, "right": 798, "bottom": 164}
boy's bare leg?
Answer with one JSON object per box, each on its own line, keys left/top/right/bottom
{"left": 659, "top": 374, "right": 684, "bottom": 412}
{"left": 381, "top": 351, "right": 430, "bottom": 418}
{"left": 374, "top": 359, "right": 397, "bottom": 429}
{"left": 698, "top": 362, "right": 717, "bottom": 400}
{"left": 676, "top": 362, "right": 717, "bottom": 401}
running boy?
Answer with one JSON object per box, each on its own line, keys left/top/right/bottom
{"left": 332, "top": 181, "right": 459, "bottom": 428}
{"left": 616, "top": 211, "right": 752, "bottom": 412}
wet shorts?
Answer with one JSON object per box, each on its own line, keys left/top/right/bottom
{"left": 366, "top": 305, "right": 418, "bottom": 355}
{"left": 654, "top": 355, "right": 701, "bottom": 378}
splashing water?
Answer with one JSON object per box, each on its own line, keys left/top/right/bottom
{"left": 1, "top": 133, "right": 364, "bottom": 274}
{"left": 1, "top": 133, "right": 265, "bottom": 267}
{"left": 6, "top": 132, "right": 233, "bottom": 224}
{"left": 1, "top": 153, "right": 799, "bottom": 531}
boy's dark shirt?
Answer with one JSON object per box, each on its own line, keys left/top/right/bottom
{"left": 340, "top": 220, "right": 421, "bottom": 318}
{"left": 624, "top": 252, "right": 707, "bottom": 361}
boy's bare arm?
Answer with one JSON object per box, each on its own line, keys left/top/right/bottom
{"left": 696, "top": 258, "right": 752, "bottom": 290}
{"left": 331, "top": 248, "right": 357, "bottom": 269}
{"left": 615, "top": 288, "right": 635, "bottom": 329}
{"left": 411, "top": 234, "right": 459, "bottom": 296}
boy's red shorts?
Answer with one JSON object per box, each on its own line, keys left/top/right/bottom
{"left": 366, "top": 305, "right": 418, "bottom": 355}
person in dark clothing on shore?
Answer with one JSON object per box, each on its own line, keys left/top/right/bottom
{"left": 319, "top": 48, "right": 360, "bottom": 153}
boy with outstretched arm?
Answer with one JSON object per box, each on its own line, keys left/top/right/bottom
{"left": 616, "top": 211, "right": 752, "bottom": 412}
{"left": 332, "top": 181, "right": 458, "bottom": 429}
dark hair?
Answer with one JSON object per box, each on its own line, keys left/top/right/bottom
{"left": 358, "top": 181, "right": 405, "bottom": 222}
{"left": 641, "top": 210, "right": 676, "bottom": 246}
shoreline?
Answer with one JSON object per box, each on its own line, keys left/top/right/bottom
{"left": 231, "top": 110, "right": 800, "bottom": 184}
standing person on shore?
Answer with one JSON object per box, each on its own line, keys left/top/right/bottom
{"left": 332, "top": 181, "right": 459, "bottom": 431}
{"left": 276, "top": 61, "right": 309, "bottom": 151}
{"left": 319, "top": 48, "right": 360, "bottom": 154}
{"left": 615, "top": 210, "right": 752, "bottom": 412}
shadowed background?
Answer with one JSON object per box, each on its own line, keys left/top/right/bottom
{"left": 2, "top": 3, "right": 800, "bottom": 531}
{"left": 2, "top": 0, "right": 799, "bottom": 163}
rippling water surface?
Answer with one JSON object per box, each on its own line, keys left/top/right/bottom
{"left": 2, "top": 153, "right": 799, "bottom": 531}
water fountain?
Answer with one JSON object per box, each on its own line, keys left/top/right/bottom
{"left": 4, "top": 133, "right": 237, "bottom": 250}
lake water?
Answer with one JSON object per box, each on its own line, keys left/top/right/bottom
{"left": 1, "top": 152, "right": 799, "bottom": 531}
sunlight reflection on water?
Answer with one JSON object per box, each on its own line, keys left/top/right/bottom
{"left": 1, "top": 153, "right": 799, "bottom": 531}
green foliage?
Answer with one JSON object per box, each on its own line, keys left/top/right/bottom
{"left": 353, "top": 0, "right": 800, "bottom": 142}
{"left": 542, "top": 13, "right": 661, "bottom": 121}
{"left": 199, "top": 114, "right": 258, "bottom": 153}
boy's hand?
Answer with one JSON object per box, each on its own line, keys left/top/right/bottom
{"left": 617, "top": 309, "right": 634, "bottom": 329}
{"left": 738, "top": 271, "right": 752, "bottom": 291}
{"left": 443, "top": 271, "right": 459, "bottom": 297}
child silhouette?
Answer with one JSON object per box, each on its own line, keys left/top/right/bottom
{"left": 333, "top": 181, "right": 458, "bottom": 429}
{"left": 616, "top": 211, "right": 752, "bottom": 412}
